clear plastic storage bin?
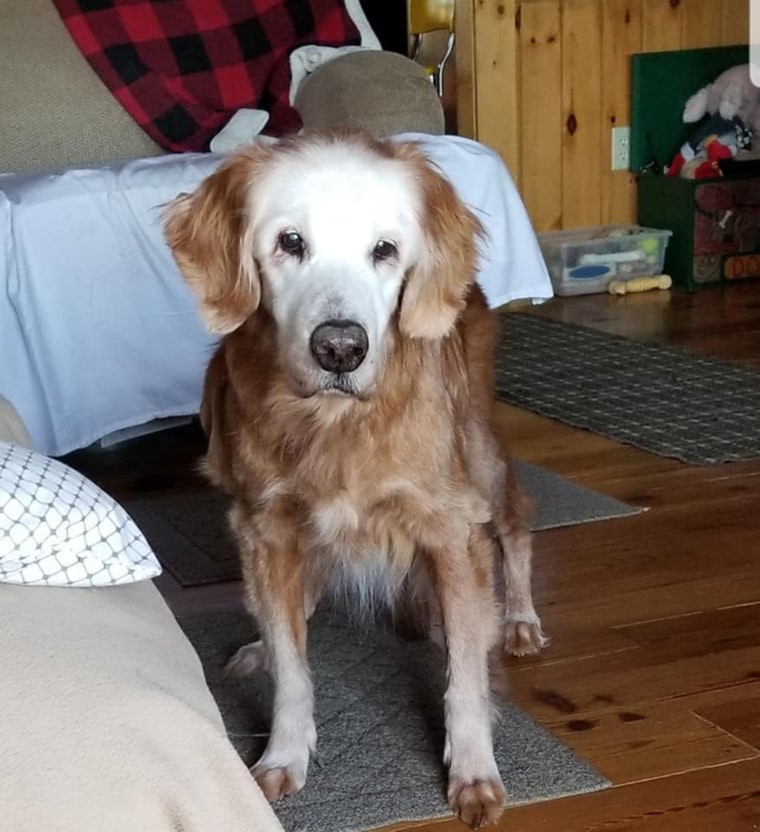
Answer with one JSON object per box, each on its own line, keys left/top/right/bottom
{"left": 538, "top": 225, "right": 672, "bottom": 296}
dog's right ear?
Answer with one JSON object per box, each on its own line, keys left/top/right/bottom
{"left": 165, "top": 149, "right": 266, "bottom": 334}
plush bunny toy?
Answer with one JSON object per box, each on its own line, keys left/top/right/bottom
{"left": 682, "top": 63, "right": 760, "bottom": 140}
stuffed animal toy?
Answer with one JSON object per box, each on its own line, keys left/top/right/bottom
{"left": 682, "top": 63, "right": 760, "bottom": 140}
{"left": 667, "top": 113, "right": 752, "bottom": 179}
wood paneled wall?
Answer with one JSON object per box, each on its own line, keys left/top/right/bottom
{"left": 455, "top": 0, "right": 750, "bottom": 232}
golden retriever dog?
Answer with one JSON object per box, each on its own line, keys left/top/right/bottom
{"left": 165, "top": 131, "right": 546, "bottom": 828}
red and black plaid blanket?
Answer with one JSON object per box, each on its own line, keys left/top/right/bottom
{"left": 52, "top": 0, "right": 363, "bottom": 152}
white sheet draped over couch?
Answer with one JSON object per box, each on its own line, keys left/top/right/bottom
{"left": 0, "top": 134, "right": 552, "bottom": 457}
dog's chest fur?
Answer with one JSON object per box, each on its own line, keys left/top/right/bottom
{"left": 258, "top": 400, "right": 477, "bottom": 568}
{"left": 293, "top": 428, "right": 488, "bottom": 564}
{"left": 309, "top": 479, "right": 424, "bottom": 558}
{"left": 300, "top": 461, "right": 483, "bottom": 608}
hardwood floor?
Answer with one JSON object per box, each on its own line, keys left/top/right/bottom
{"left": 68, "top": 283, "right": 760, "bottom": 831}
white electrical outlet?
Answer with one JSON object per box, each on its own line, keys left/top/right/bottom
{"left": 611, "top": 126, "right": 631, "bottom": 171}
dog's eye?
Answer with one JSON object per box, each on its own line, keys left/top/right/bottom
{"left": 278, "top": 231, "right": 305, "bottom": 258}
{"left": 372, "top": 240, "right": 398, "bottom": 264}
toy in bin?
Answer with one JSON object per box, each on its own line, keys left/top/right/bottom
{"left": 538, "top": 225, "right": 673, "bottom": 296}
{"left": 667, "top": 113, "right": 752, "bottom": 179}
{"left": 666, "top": 63, "right": 759, "bottom": 180}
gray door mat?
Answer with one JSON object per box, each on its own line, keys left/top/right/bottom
{"left": 495, "top": 312, "right": 760, "bottom": 465}
{"left": 178, "top": 606, "right": 610, "bottom": 832}
{"left": 127, "top": 463, "right": 640, "bottom": 587}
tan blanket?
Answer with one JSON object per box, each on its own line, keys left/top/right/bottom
{"left": 0, "top": 394, "right": 32, "bottom": 447}
{"left": 0, "top": 580, "right": 284, "bottom": 832}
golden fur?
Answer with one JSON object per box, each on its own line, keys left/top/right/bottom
{"left": 166, "top": 131, "right": 545, "bottom": 828}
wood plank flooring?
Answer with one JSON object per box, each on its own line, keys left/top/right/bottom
{"left": 68, "top": 283, "right": 760, "bottom": 831}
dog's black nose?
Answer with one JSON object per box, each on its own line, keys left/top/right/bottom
{"left": 310, "top": 320, "right": 368, "bottom": 373}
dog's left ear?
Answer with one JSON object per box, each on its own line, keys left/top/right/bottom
{"left": 394, "top": 143, "right": 483, "bottom": 340}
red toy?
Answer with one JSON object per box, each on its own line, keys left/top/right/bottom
{"left": 668, "top": 114, "right": 752, "bottom": 179}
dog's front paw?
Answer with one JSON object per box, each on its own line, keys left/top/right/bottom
{"left": 504, "top": 614, "right": 548, "bottom": 657}
{"left": 252, "top": 761, "right": 307, "bottom": 802}
{"left": 225, "top": 639, "right": 268, "bottom": 676}
{"left": 448, "top": 776, "right": 506, "bottom": 829}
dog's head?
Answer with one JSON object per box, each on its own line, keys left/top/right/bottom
{"left": 165, "top": 132, "right": 482, "bottom": 399}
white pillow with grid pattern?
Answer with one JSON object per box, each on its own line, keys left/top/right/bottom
{"left": 0, "top": 441, "right": 161, "bottom": 587}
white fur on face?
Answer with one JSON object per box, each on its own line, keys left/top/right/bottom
{"left": 247, "top": 139, "right": 425, "bottom": 398}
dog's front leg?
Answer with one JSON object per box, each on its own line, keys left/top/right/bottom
{"left": 425, "top": 525, "right": 506, "bottom": 829}
{"left": 500, "top": 528, "right": 547, "bottom": 657}
{"left": 231, "top": 513, "right": 316, "bottom": 802}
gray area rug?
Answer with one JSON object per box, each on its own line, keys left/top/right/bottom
{"left": 516, "top": 459, "right": 640, "bottom": 530}
{"left": 127, "top": 461, "right": 640, "bottom": 587}
{"left": 178, "top": 605, "right": 609, "bottom": 832}
{"left": 496, "top": 312, "right": 760, "bottom": 465}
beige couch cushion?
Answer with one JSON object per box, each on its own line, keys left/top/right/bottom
{"left": 0, "top": 579, "right": 285, "bottom": 832}
{"left": 0, "top": 0, "right": 163, "bottom": 173}
{"left": 295, "top": 50, "right": 445, "bottom": 137}
{"left": 0, "top": 395, "right": 33, "bottom": 447}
